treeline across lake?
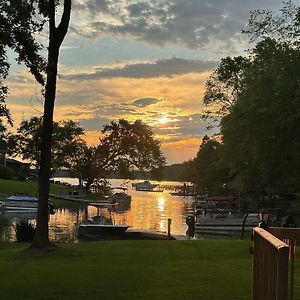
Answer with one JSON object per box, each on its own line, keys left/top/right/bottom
{"left": 108, "top": 162, "right": 195, "bottom": 182}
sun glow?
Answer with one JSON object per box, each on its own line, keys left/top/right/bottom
{"left": 158, "top": 116, "right": 170, "bottom": 124}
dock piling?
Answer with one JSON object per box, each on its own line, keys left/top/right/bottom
{"left": 167, "top": 218, "right": 172, "bottom": 239}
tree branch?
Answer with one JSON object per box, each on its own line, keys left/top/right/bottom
{"left": 55, "top": 0, "right": 71, "bottom": 48}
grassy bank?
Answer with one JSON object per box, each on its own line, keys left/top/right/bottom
{"left": 0, "top": 178, "right": 65, "bottom": 197}
{"left": 0, "top": 240, "right": 255, "bottom": 300}
{"left": 0, "top": 178, "right": 84, "bottom": 207}
{"left": 0, "top": 179, "right": 39, "bottom": 198}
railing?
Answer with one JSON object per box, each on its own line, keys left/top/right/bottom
{"left": 252, "top": 227, "right": 289, "bottom": 300}
{"left": 268, "top": 227, "right": 300, "bottom": 300}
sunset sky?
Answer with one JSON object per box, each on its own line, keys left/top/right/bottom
{"left": 6, "top": 0, "right": 286, "bottom": 164}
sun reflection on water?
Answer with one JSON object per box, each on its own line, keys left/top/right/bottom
{"left": 0, "top": 179, "right": 195, "bottom": 242}
{"left": 157, "top": 195, "right": 166, "bottom": 212}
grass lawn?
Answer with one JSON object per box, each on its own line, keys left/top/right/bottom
{"left": 1, "top": 179, "right": 299, "bottom": 299}
{"left": 0, "top": 178, "right": 64, "bottom": 198}
{"left": 0, "top": 240, "right": 255, "bottom": 300}
{"left": 0, "top": 179, "right": 39, "bottom": 198}
{"left": 0, "top": 179, "right": 84, "bottom": 208}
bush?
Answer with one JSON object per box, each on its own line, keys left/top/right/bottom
{"left": 15, "top": 220, "right": 36, "bottom": 242}
{"left": 0, "top": 165, "right": 14, "bottom": 179}
{"left": 17, "top": 172, "right": 26, "bottom": 181}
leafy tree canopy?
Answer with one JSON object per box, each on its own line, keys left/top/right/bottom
{"left": 221, "top": 38, "right": 300, "bottom": 192}
{"left": 8, "top": 116, "right": 86, "bottom": 173}
{"left": 84, "top": 119, "right": 166, "bottom": 187}
{"left": 199, "top": 1, "right": 300, "bottom": 196}
{"left": 0, "top": 0, "right": 46, "bottom": 123}
{"left": 194, "top": 136, "right": 229, "bottom": 195}
{"left": 1, "top": 0, "right": 72, "bottom": 249}
{"left": 203, "top": 56, "right": 250, "bottom": 119}
{"left": 243, "top": 0, "right": 300, "bottom": 47}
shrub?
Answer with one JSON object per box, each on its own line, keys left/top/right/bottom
{"left": 15, "top": 220, "right": 36, "bottom": 242}
{"left": 0, "top": 165, "right": 14, "bottom": 179}
{"left": 17, "top": 172, "right": 26, "bottom": 181}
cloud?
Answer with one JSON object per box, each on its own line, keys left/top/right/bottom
{"left": 74, "top": 0, "right": 110, "bottom": 14}
{"left": 162, "top": 138, "right": 202, "bottom": 164}
{"left": 64, "top": 57, "right": 217, "bottom": 80}
{"left": 8, "top": 70, "right": 210, "bottom": 126}
{"left": 73, "top": 0, "right": 282, "bottom": 49}
{"left": 7, "top": 73, "right": 36, "bottom": 84}
{"left": 7, "top": 67, "right": 215, "bottom": 164}
{"left": 153, "top": 113, "right": 214, "bottom": 140}
{"left": 78, "top": 116, "right": 111, "bottom": 131}
{"left": 131, "top": 97, "right": 163, "bottom": 107}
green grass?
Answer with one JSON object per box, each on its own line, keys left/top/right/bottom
{"left": 0, "top": 178, "right": 84, "bottom": 207}
{"left": 0, "top": 178, "right": 65, "bottom": 197}
{"left": 0, "top": 240, "right": 255, "bottom": 300}
{"left": 1, "top": 180, "right": 299, "bottom": 299}
{"left": 0, "top": 179, "right": 39, "bottom": 198}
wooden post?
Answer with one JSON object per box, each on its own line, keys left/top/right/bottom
{"left": 290, "top": 239, "right": 295, "bottom": 300}
{"left": 252, "top": 227, "right": 289, "bottom": 300}
{"left": 269, "top": 227, "right": 300, "bottom": 300}
{"left": 167, "top": 218, "right": 171, "bottom": 239}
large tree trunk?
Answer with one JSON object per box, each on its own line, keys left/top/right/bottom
{"left": 31, "top": 0, "right": 71, "bottom": 250}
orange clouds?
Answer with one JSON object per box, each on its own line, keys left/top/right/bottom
{"left": 161, "top": 138, "right": 202, "bottom": 164}
{"left": 83, "top": 130, "right": 101, "bottom": 145}
{"left": 162, "top": 138, "right": 202, "bottom": 164}
{"left": 83, "top": 72, "right": 210, "bottom": 113}
{"left": 162, "top": 138, "right": 202, "bottom": 150}
{"left": 6, "top": 67, "right": 212, "bottom": 164}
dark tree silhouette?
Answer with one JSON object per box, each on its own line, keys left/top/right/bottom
{"left": 8, "top": 117, "right": 85, "bottom": 173}
{"left": 31, "top": 0, "right": 71, "bottom": 250}
{"left": 0, "top": 0, "right": 45, "bottom": 124}
{"left": 83, "top": 119, "right": 166, "bottom": 189}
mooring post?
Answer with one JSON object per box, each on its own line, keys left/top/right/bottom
{"left": 167, "top": 218, "right": 172, "bottom": 239}
{"left": 290, "top": 239, "right": 295, "bottom": 300}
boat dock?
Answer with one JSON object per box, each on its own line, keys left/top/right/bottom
{"left": 124, "top": 229, "right": 176, "bottom": 240}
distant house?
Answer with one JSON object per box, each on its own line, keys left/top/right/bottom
{"left": 6, "top": 158, "right": 30, "bottom": 176}
{"left": 0, "top": 140, "right": 8, "bottom": 166}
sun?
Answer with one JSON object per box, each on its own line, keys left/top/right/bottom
{"left": 158, "top": 116, "right": 170, "bottom": 124}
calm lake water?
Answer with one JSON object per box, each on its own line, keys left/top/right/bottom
{"left": 0, "top": 179, "right": 196, "bottom": 242}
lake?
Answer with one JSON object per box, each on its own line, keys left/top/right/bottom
{"left": 0, "top": 179, "right": 196, "bottom": 242}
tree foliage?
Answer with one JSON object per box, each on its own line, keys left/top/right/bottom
{"left": 221, "top": 38, "right": 300, "bottom": 193}
{"left": 84, "top": 119, "right": 166, "bottom": 187}
{"left": 203, "top": 56, "right": 249, "bottom": 118}
{"left": 243, "top": 0, "right": 300, "bottom": 46}
{"left": 194, "top": 136, "right": 229, "bottom": 195}
{"left": 198, "top": 1, "right": 300, "bottom": 197}
{"left": 33, "top": 0, "right": 71, "bottom": 249}
{"left": 0, "top": 0, "right": 46, "bottom": 123}
{"left": 8, "top": 116, "right": 86, "bottom": 173}
{"left": 1, "top": 0, "right": 72, "bottom": 249}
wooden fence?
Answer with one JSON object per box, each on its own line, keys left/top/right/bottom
{"left": 252, "top": 227, "right": 289, "bottom": 300}
{"left": 269, "top": 227, "right": 300, "bottom": 300}
{"left": 252, "top": 227, "right": 300, "bottom": 300}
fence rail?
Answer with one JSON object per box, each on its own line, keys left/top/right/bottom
{"left": 252, "top": 227, "right": 289, "bottom": 300}
{"left": 269, "top": 227, "right": 300, "bottom": 300}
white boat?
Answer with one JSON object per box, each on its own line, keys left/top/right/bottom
{"left": 0, "top": 195, "right": 55, "bottom": 214}
{"left": 132, "top": 180, "right": 159, "bottom": 191}
{"left": 195, "top": 212, "right": 259, "bottom": 237}
{"left": 78, "top": 215, "right": 130, "bottom": 240}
